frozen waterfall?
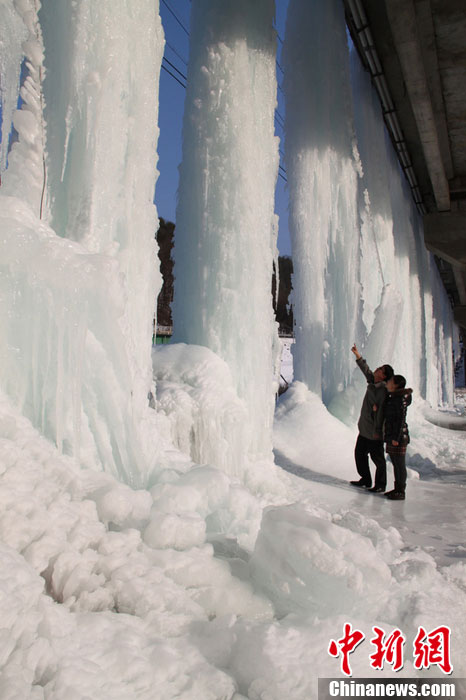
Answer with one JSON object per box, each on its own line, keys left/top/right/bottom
{"left": 0, "top": 0, "right": 164, "bottom": 485}
{"left": 283, "top": 0, "right": 361, "bottom": 404}
{"left": 351, "top": 39, "right": 457, "bottom": 406}
{"left": 0, "top": 0, "right": 458, "bottom": 488}
{"left": 170, "top": 0, "right": 280, "bottom": 473}
{"left": 283, "top": 0, "right": 457, "bottom": 412}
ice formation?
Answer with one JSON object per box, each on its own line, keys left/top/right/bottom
{"left": 1, "top": 0, "right": 465, "bottom": 698}
{"left": 0, "top": 2, "right": 27, "bottom": 171}
{"left": 283, "top": 0, "right": 361, "bottom": 403}
{"left": 0, "top": 0, "right": 164, "bottom": 485}
{"left": 283, "top": 0, "right": 457, "bottom": 411}
{"left": 1, "top": 391, "right": 466, "bottom": 699}
{"left": 171, "top": 0, "right": 280, "bottom": 473}
{"left": 0, "top": 0, "right": 457, "bottom": 485}
{"left": 350, "top": 47, "right": 457, "bottom": 406}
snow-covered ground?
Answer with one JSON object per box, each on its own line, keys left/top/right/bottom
{"left": 1, "top": 342, "right": 465, "bottom": 699}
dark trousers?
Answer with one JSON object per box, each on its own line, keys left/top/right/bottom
{"left": 354, "top": 434, "right": 387, "bottom": 488}
{"left": 387, "top": 451, "right": 407, "bottom": 493}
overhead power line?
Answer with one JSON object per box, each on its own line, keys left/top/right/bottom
{"left": 165, "top": 40, "right": 188, "bottom": 67}
{"left": 274, "top": 28, "right": 284, "bottom": 45}
{"left": 160, "top": 1, "right": 287, "bottom": 183}
{"left": 274, "top": 113, "right": 285, "bottom": 132}
{"left": 162, "top": 56, "right": 285, "bottom": 142}
{"left": 163, "top": 56, "right": 187, "bottom": 83}
{"left": 161, "top": 0, "right": 189, "bottom": 36}
{"left": 161, "top": 63, "right": 186, "bottom": 89}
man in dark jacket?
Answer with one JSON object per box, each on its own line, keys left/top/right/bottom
{"left": 350, "top": 344, "right": 394, "bottom": 492}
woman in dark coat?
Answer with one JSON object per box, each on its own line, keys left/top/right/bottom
{"left": 384, "top": 375, "right": 412, "bottom": 500}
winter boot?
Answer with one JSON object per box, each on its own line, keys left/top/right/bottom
{"left": 386, "top": 490, "right": 405, "bottom": 500}
{"left": 350, "top": 479, "right": 371, "bottom": 488}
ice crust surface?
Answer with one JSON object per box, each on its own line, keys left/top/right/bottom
{"left": 0, "top": 0, "right": 465, "bottom": 698}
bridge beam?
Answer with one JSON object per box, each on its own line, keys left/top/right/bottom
{"left": 385, "top": 0, "right": 451, "bottom": 212}
{"left": 424, "top": 211, "right": 466, "bottom": 268}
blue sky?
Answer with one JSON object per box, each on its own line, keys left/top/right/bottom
{"left": 155, "top": 0, "right": 292, "bottom": 255}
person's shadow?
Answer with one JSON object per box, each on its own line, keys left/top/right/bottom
{"left": 273, "top": 447, "right": 353, "bottom": 489}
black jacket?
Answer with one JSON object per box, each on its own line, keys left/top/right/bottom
{"left": 383, "top": 388, "right": 412, "bottom": 445}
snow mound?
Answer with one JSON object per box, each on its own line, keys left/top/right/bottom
{"left": 0, "top": 392, "right": 278, "bottom": 697}
{"left": 250, "top": 504, "right": 391, "bottom": 618}
{"left": 154, "top": 343, "right": 249, "bottom": 478}
{"left": 274, "top": 382, "right": 356, "bottom": 480}
{"left": 0, "top": 540, "right": 239, "bottom": 700}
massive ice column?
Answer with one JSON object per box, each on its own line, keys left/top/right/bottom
{"left": 350, "top": 47, "right": 457, "bottom": 406}
{"left": 281, "top": 0, "right": 457, "bottom": 412}
{"left": 0, "top": 1, "right": 164, "bottom": 485}
{"left": 39, "top": 0, "right": 163, "bottom": 400}
{"left": 282, "top": 0, "right": 360, "bottom": 404}
{"left": 172, "top": 0, "right": 280, "bottom": 466}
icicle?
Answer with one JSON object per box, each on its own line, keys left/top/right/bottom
{"left": 0, "top": 1, "right": 165, "bottom": 484}
{"left": 1, "top": 0, "right": 46, "bottom": 214}
{"left": 0, "top": 1, "right": 26, "bottom": 172}
{"left": 172, "top": 0, "right": 279, "bottom": 470}
{"left": 283, "top": 0, "right": 360, "bottom": 403}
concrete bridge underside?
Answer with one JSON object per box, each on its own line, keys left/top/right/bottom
{"left": 344, "top": 0, "right": 466, "bottom": 333}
